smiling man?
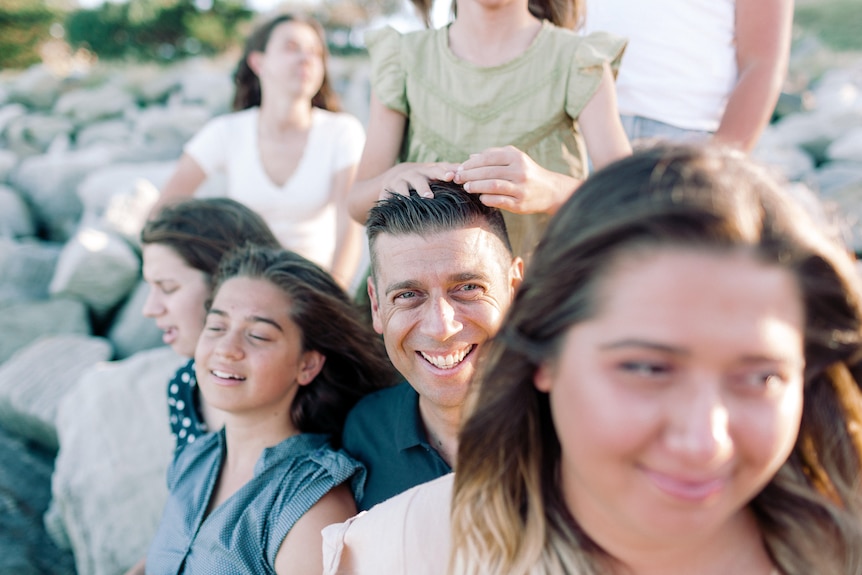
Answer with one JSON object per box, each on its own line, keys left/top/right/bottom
{"left": 342, "top": 182, "right": 523, "bottom": 510}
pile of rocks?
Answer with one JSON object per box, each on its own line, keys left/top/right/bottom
{"left": 0, "top": 36, "right": 859, "bottom": 575}
{"left": 754, "top": 39, "right": 862, "bottom": 254}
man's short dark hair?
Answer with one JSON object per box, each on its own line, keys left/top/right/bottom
{"left": 366, "top": 181, "right": 512, "bottom": 275}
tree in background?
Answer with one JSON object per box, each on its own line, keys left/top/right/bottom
{"left": 0, "top": 0, "right": 56, "bottom": 68}
{"left": 64, "top": 0, "right": 253, "bottom": 62}
{"left": 0, "top": 0, "right": 413, "bottom": 69}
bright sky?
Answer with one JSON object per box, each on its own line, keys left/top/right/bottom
{"left": 76, "top": 0, "right": 286, "bottom": 9}
{"left": 75, "top": 0, "right": 452, "bottom": 27}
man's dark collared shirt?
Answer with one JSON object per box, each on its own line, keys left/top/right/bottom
{"left": 341, "top": 382, "right": 452, "bottom": 511}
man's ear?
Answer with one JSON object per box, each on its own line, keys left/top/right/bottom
{"left": 367, "top": 276, "right": 384, "bottom": 335}
{"left": 297, "top": 350, "right": 326, "bottom": 386}
{"left": 510, "top": 256, "right": 525, "bottom": 294}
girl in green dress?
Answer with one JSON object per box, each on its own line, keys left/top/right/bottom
{"left": 348, "top": 0, "right": 632, "bottom": 259}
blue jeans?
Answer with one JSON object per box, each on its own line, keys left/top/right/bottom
{"left": 620, "top": 114, "right": 712, "bottom": 145}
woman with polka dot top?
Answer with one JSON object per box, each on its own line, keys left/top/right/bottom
{"left": 141, "top": 198, "right": 282, "bottom": 449}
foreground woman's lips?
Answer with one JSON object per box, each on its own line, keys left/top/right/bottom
{"left": 643, "top": 468, "right": 727, "bottom": 502}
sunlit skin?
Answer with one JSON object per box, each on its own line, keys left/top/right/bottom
{"left": 369, "top": 226, "right": 522, "bottom": 417}
{"left": 195, "top": 277, "right": 324, "bottom": 425}
{"left": 534, "top": 248, "right": 805, "bottom": 574}
{"left": 249, "top": 21, "right": 325, "bottom": 105}
{"left": 141, "top": 243, "right": 210, "bottom": 357}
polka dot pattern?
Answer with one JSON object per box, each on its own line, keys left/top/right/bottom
{"left": 167, "top": 360, "right": 209, "bottom": 450}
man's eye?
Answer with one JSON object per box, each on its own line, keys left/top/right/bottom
{"left": 395, "top": 291, "right": 417, "bottom": 300}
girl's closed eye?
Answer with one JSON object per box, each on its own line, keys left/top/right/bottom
{"left": 204, "top": 318, "right": 226, "bottom": 333}
{"left": 248, "top": 329, "right": 275, "bottom": 342}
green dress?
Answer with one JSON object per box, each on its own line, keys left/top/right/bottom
{"left": 367, "top": 21, "right": 627, "bottom": 259}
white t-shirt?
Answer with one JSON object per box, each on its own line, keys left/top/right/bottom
{"left": 584, "top": 0, "right": 737, "bottom": 132}
{"left": 185, "top": 107, "right": 365, "bottom": 269}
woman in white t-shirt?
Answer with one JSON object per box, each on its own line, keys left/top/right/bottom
{"left": 152, "top": 14, "right": 365, "bottom": 289}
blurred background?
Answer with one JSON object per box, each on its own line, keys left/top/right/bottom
{"left": 1, "top": 0, "right": 859, "bottom": 71}
{"left": 0, "top": 2, "right": 860, "bottom": 574}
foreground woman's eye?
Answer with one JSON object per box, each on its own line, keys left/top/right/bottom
{"left": 619, "top": 361, "right": 671, "bottom": 377}
{"left": 738, "top": 371, "right": 786, "bottom": 390}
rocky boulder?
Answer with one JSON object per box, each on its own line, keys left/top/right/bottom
{"left": 47, "top": 346, "right": 183, "bottom": 575}
{"left": 0, "top": 335, "right": 112, "bottom": 449}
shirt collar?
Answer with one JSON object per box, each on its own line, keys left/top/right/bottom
{"left": 393, "top": 383, "right": 432, "bottom": 452}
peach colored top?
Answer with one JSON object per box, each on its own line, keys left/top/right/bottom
{"left": 322, "top": 474, "right": 454, "bottom": 575}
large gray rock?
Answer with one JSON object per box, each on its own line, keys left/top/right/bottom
{"left": 0, "top": 239, "right": 61, "bottom": 304}
{"left": 107, "top": 281, "right": 167, "bottom": 360}
{"left": 810, "top": 65, "right": 862, "bottom": 112}
{"left": 752, "top": 142, "right": 816, "bottom": 182}
{"left": 177, "top": 65, "right": 233, "bottom": 113}
{"left": 54, "top": 83, "right": 135, "bottom": 125}
{"left": 767, "top": 108, "right": 862, "bottom": 163}
{"left": 131, "top": 103, "right": 211, "bottom": 154}
{"left": 827, "top": 127, "right": 862, "bottom": 163}
{"left": 47, "top": 346, "right": 184, "bottom": 575}
{"left": 77, "top": 161, "right": 169, "bottom": 244}
{"left": 49, "top": 226, "right": 141, "bottom": 319}
{"left": 0, "top": 102, "right": 27, "bottom": 137}
{"left": 5, "top": 113, "right": 76, "bottom": 156}
{"left": 812, "top": 162, "right": 862, "bottom": 253}
{"left": 6, "top": 65, "right": 63, "bottom": 110}
{"left": 0, "top": 425, "right": 75, "bottom": 575}
{"left": 0, "top": 298, "right": 90, "bottom": 364}
{"left": 122, "top": 63, "right": 183, "bottom": 104}
{"left": 814, "top": 161, "right": 862, "bottom": 197}
{"left": 0, "top": 335, "right": 112, "bottom": 449}
{"left": 11, "top": 145, "right": 116, "bottom": 241}
{"left": 0, "top": 185, "right": 36, "bottom": 238}
{"left": 76, "top": 118, "right": 134, "bottom": 149}
{"left": 0, "top": 149, "right": 18, "bottom": 182}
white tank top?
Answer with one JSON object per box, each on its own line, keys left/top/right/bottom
{"left": 584, "top": 0, "right": 737, "bottom": 132}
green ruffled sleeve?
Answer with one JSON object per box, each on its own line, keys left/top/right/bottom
{"left": 365, "top": 26, "right": 408, "bottom": 116}
{"left": 565, "top": 31, "right": 627, "bottom": 120}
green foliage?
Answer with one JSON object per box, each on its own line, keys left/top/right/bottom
{"left": 0, "top": 0, "right": 57, "bottom": 68}
{"left": 64, "top": 0, "right": 254, "bottom": 62}
{"left": 795, "top": 0, "right": 862, "bottom": 52}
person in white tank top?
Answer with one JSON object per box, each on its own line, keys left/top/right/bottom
{"left": 584, "top": 0, "right": 793, "bottom": 151}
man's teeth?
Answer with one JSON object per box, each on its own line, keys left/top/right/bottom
{"left": 212, "top": 370, "right": 244, "bottom": 380}
{"left": 420, "top": 347, "right": 470, "bottom": 369}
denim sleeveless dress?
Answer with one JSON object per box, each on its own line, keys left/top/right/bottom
{"left": 146, "top": 430, "right": 365, "bottom": 574}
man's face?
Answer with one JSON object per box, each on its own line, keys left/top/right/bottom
{"left": 368, "top": 226, "right": 522, "bottom": 412}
